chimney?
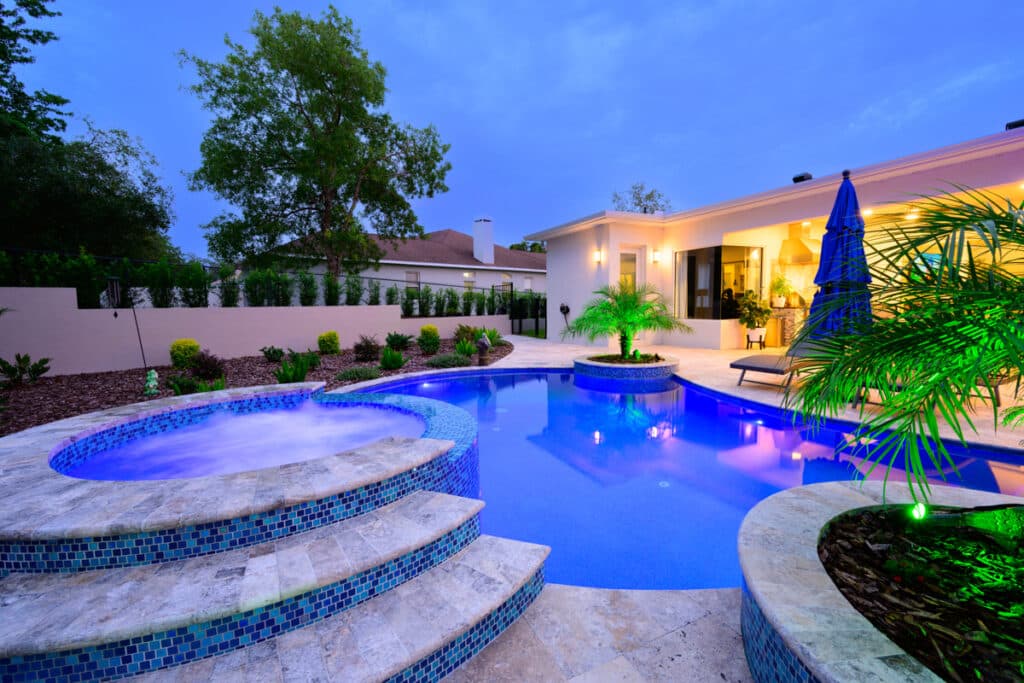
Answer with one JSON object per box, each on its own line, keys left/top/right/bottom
{"left": 473, "top": 217, "right": 494, "bottom": 264}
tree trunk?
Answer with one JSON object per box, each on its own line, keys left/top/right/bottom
{"left": 619, "top": 332, "right": 632, "bottom": 359}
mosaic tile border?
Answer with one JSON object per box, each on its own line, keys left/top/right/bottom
{"left": 3, "top": 393, "right": 478, "bottom": 573}
{"left": 386, "top": 567, "right": 545, "bottom": 683}
{"left": 740, "top": 584, "right": 817, "bottom": 683}
{"left": 0, "top": 517, "right": 481, "bottom": 681}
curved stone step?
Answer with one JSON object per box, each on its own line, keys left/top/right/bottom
{"left": 0, "top": 491, "right": 483, "bottom": 680}
{"left": 138, "top": 535, "right": 549, "bottom": 683}
{"left": 1, "top": 436, "right": 469, "bottom": 573}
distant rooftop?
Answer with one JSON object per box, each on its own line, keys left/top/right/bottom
{"left": 373, "top": 229, "right": 546, "bottom": 271}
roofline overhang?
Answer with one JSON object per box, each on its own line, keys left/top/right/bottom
{"left": 526, "top": 127, "right": 1024, "bottom": 241}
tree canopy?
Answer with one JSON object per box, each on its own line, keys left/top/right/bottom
{"left": 182, "top": 6, "right": 451, "bottom": 275}
{"left": 0, "top": 0, "right": 68, "bottom": 140}
{"left": 611, "top": 182, "right": 672, "bottom": 214}
{"left": 509, "top": 240, "right": 546, "bottom": 253}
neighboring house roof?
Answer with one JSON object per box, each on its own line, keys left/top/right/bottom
{"left": 372, "top": 229, "right": 546, "bottom": 272}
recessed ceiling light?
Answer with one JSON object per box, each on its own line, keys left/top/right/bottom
{"left": 801, "top": 221, "right": 811, "bottom": 227}
{"left": 862, "top": 208, "right": 874, "bottom": 216}
{"left": 904, "top": 212, "right": 919, "bottom": 221}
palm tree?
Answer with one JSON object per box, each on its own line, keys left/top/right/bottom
{"left": 563, "top": 282, "right": 692, "bottom": 358}
{"left": 786, "top": 187, "right": 1024, "bottom": 501}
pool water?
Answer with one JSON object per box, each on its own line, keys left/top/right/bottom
{"left": 63, "top": 403, "right": 424, "bottom": 481}
{"left": 372, "top": 371, "right": 1024, "bottom": 590}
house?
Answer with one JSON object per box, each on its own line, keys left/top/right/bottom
{"left": 526, "top": 126, "right": 1024, "bottom": 350}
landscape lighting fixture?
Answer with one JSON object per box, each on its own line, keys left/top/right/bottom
{"left": 911, "top": 502, "right": 927, "bottom": 520}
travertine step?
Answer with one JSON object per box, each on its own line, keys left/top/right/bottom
{"left": 138, "top": 535, "right": 550, "bottom": 682}
{"left": 0, "top": 491, "right": 483, "bottom": 674}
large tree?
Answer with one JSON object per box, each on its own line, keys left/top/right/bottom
{"left": 183, "top": 6, "right": 451, "bottom": 275}
{"left": 0, "top": 0, "right": 68, "bottom": 140}
{"left": 611, "top": 182, "right": 672, "bottom": 214}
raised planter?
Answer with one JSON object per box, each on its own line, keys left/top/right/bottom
{"left": 572, "top": 355, "right": 679, "bottom": 393}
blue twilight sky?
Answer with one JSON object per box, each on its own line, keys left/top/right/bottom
{"left": 18, "top": 0, "right": 1024, "bottom": 259}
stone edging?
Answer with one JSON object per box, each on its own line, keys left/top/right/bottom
{"left": 738, "top": 480, "right": 1024, "bottom": 683}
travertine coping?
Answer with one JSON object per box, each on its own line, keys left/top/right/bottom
{"left": 0, "top": 383, "right": 456, "bottom": 541}
{"left": 739, "top": 481, "right": 1024, "bottom": 682}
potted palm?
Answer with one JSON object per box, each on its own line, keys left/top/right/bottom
{"left": 737, "top": 290, "right": 772, "bottom": 346}
{"left": 769, "top": 274, "right": 793, "bottom": 308}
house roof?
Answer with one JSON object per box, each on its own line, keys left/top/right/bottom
{"left": 373, "top": 229, "right": 546, "bottom": 272}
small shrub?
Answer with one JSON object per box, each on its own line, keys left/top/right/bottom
{"left": 462, "top": 290, "right": 474, "bottom": 316}
{"left": 323, "top": 274, "right": 341, "bottom": 306}
{"left": 400, "top": 289, "right": 416, "bottom": 317}
{"left": 261, "top": 345, "right": 284, "bottom": 362}
{"left": 190, "top": 349, "right": 225, "bottom": 381}
{"left": 287, "top": 348, "right": 321, "bottom": 369}
{"left": 486, "top": 289, "right": 497, "bottom": 315}
{"left": 344, "top": 273, "right": 362, "bottom": 305}
{"left": 243, "top": 269, "right": 270, "bottom": 306}
{"left": 418, "top": 285, "right": 433, "bottom": 317}
{"left": 367, "top": 279, "right": 381, "bottom": 305}
{"left": 169, "top": 338, "right": 200, "bottom": 369}
{"left": 218, "top": 266, "right": 240, "bottom": 307}
{"left": 353, "top": 334, "right": 381, "bottom": 362}
{"left": 0, "top": 353, "right": 50, "bottom": 386}
{"left": 269, "top": 271, "right": 293, "bottom": 306}
{"left": 475, "top": 291, "right": 486, "bottom": 315}
{"left": 166, "top": 373, "right": 198, "bottom": 396}
{"left": 318, "top": 331, "right": 341, "bottom": 355}
{"left": 454, "top": 324, "right": 480, "bottom": 344}
{"left": 444, "top": 288, "right": 460, "bottom": 316}
{"left": 177, "top": 261, "right": 211, "bottom": 308}
{"left": 336, "top": 366, "right": 381, "bottom": 382}
{"left": 275, "top": 357, "right": 311, "bottom": 383}
{"left": 484, "top": 328, "right": 506, "bottom": 347}
{"left": 385, "top": 332, "right": 412, "bottom": 351}
{"left": 146, "top": 258, "right": 177, "bottom": 308}
{"left": 426, "top": 353, "right": 471, "bottom": 368}
{"left": 434, "top": 290, "right": 446, "bottom": 317}
{"left": 455, "top": 339, "right": 476, "bottom": 357}
{"left": 417, "top": 324, "right": 441, "bottom": 355}
{"left": 197, "top": 377, "right": 227, "bottom": 392}
{"left": 385, "top": 284, "right": 399, "bottom": 305}
{"left": 298, "top": 271, "right": 318, "bottom": 306}
{"left": 380, "top": 347, "right": 407, "bottom": 370}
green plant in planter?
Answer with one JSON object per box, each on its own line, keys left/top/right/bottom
{"left": 769, "top": 274, "right": 793, "bottom": 301}
{"left": 737, "top": 291, "right": 772, "bottom": 330}
{"left": 562, "top": 282, "right": 692, "bottom": 359}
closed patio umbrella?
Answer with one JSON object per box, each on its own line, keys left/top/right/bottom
{"left": 806, "top": 170, "right": 871, "bottom": 337}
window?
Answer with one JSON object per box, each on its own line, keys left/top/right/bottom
{"left": 463, "top": 271, "right": 475, "bottom": 290}
{"left": 619, "top": 253, "right": 637, "bottom": 291}
{"left": 674, "top": 246, "right": 763, "bottom": 319}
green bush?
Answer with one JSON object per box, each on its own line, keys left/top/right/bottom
{"left": 177, "top": 260, "right": 211, "bottom": 308}
{"left": 426, "top": 353, "right": 471, "bottom": 368}
{"left": 400, "top": 289, "right": 416, "bottom": 317}
{"left": 298, "top": 271, "right": 318, "bottom": 306}
{"left": 380, "top": 347, "right": 407, "bottom": 370}
{"left": 444, "top": 288, "right": 460, "bottom": 316}
{"left": 169, "top": 338, "right": 200, "bottom": 369}
{"left": 323, "top": 273, "right": 340, "bottom": 305}
{"left": 434, "top": 290, "right": 446, "bottom": 317}
{"left": 455, "top": 339, "right": 476, "bottom": 357}
{"left": 418, "top": 285, "right": 433, "bottom": 317}
{"left": 190, "top": 349, "right": 225, "bottom": 381}
{"left": 385, "top": 332, "right": 412, "bottom": 351}
{"left": 218, "top": 265, "right": 240, "bottom": 307}
{"left": 275, "top": 356, "right": 312, "bottom": 383}
{"left": 0, "top": 353, "right": 50, "bottom": 386}
{"left": 243, "top": 269, "right": 270, "bottom": 306}
{"left": 318, "top": 330, "right": 341, "bottom": 355}
{"left": 64, "top": 250, "right": 106, "bottom": 309}
{"left": 336, "top": 366, "right": 381, "bottom": 382}
{"left": 483, "top": 328, "right": 506, "bottom": 347}
{"left": 385, "top": 284, "right": 399, "bottom": 305}
{"left": 146, "top": 258, "right": 177, "bottom": 308}
{"left": 475, "top": 291, "right": 486, "bottom": 315}
{"left": 486, "top": 289, "right": 497, "bottom": 315}
{"left": 106, "top": 257, "right": 144, "bottom": 308}
{"left": 367, "top": 279, "right": 381, "bottom": 305}
{"left": 261, "top": 345, "right": 284, "bottom": 362}
{"left": 454, "top": 324, "right": 480, "bottom": 344}
{"left": 287, "top": 348, "right": 321, "bottom": 369}
{"left": 269, "top": 271, "right": 293, "bottom": 306}
{"left": 344, "top": 273, "right": 362, "bottom": 305}
{"left": 417, "top": 324, "right": 441, "bottom": 355}
{"left": 353, "top": 334, "right": 380, "bottom": 362}
{"left": 197, "top": 377, "right": 226, "bottom": 392}
{"left": 462, "top": 290, "right": 474, "bottom": 316}
{"left": 166, "top": 373, "right": 198, "bottom": 396}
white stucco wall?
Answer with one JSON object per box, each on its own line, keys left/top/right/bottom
{"left": 544, "top": 225, "right": 608, "bottom": 347}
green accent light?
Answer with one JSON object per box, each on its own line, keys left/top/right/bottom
{"left": 911, "top": 502, "right": 927, "bottom": 520}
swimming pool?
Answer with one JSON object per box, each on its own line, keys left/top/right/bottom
{"left": 369, "top": 370, "right": 1024, "bottom": 590}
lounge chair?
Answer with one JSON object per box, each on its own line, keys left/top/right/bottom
{"left": 730, "top": 342, "right": 811, "bottom": 389}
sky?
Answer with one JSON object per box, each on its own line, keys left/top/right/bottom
{"left": 18, "top": 0, "right": 1024, "bottom": 260}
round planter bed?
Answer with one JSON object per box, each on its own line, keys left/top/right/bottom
{"left": 738, "top": 481, "right": 1024, "bottom": 683}
{"left": 572, "top": 354, "right": 679, "bottom": 393}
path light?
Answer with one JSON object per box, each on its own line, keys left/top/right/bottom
{"left": 911, "top": 502, "right": 928, "bottom": 520}
{"left": 592, "top": 430, "right": 603, "bottom": 445}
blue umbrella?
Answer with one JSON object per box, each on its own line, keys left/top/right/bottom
{"left": 807, "top": 170, "right": 871, "bottom": 337}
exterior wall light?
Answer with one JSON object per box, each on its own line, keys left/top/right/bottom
{"left": 593, "top": 249, "right": 602, "bottom": 264}
{"left": 652, "top": 249, "right": 661, "bottom": 264}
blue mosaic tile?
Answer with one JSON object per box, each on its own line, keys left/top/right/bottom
{"left": 741, "top": 584, "right": 818, "bottom": 683}
{"left": 386, "top": 567, "right": 545, "bottom": 683}
{"left": 3, "top": 392, "right": 479, "bottom": 574}
{"left": 0, "top": 517, "right": 481, "bottom": 681}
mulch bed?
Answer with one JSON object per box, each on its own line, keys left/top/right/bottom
{"left": 818, "top": 505, "right": 1024, "bottom": 682}
{"left": 0, "top": 341, "right": 513, "bottom": 437}
{"left": 587, "top": 353, "right": 665, "bottom": 364}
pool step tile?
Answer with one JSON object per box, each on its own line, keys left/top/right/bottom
{"left": 0, "top": 491, "right": 483, "bottom": 665}
{"left": 137, "top": 535, "right": 550, "bottom": 682}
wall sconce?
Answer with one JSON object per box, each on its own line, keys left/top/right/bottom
{"left": 593, "top": 249, "right": 603, "bottom": 264}
{"left": 651, "top": 249, "right": 661, "bottom": 264}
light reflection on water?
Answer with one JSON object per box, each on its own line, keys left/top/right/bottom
{"left": 65, "top": 403, "right": 424, "bottom": 481}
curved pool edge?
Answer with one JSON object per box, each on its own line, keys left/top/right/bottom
{"left": 0, "top": 384, "right": 479, "bottom": 570}
{"left": 738, "top": 481, "right": 1024, "bottom": 683}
